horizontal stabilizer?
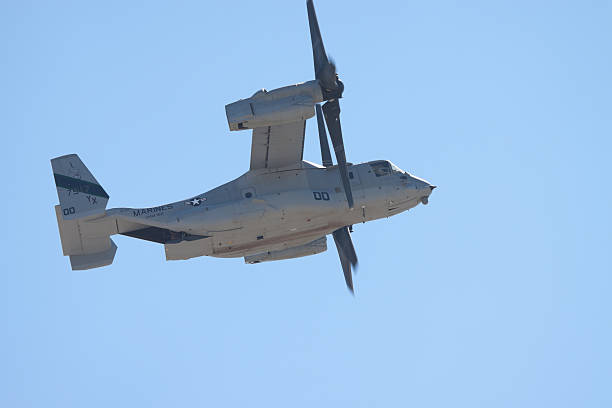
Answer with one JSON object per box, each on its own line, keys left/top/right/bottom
{"left": 54, "top": 203, "right": 119, "bottom": 270}
{"left": 70, "top": 239, "right": 117, "bottom": 270}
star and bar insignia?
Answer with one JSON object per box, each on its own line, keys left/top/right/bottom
{"left": 186, "top": 197, "right": 206, "bottom": 206}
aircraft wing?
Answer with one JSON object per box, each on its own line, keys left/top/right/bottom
{"left": 249, "top": 120, "right": 306, "bottom": 170}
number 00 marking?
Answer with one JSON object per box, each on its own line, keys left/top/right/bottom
{"left": 313, "top": 192, "right": 330, "bottom": 201}
{"left": 63, "top": 207, "right": 76, "bottom": 216}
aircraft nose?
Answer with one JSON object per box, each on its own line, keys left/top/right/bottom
{"left": 412, "top": 179, "right": 435, "bottom": 205}
{"left": 417, "top": 180, "right": 432, "bottom": 192}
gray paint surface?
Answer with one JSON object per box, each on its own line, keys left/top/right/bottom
{"left": 52, "top": 156, "right": 434, "bottom": 265}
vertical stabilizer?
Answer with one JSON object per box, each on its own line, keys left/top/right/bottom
{"left": 51, "top": 154, "right": 109, "bottom": 220}
{"left": 51, "top": 154, "right": 117, "bottom": 270}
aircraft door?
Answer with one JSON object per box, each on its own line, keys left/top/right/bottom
{"left": 357, "top": 162, "right": 392, "bottom": 220}
{"left": 234, "top": 187, "right": 265, "bottom": 228}
{"left": 348, "top": 166, "right": 361, "bottom": 185}
{"left": 348, "top": 165, "right": 365, "bottom": 208}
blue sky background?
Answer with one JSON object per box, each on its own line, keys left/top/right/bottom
{"left": 2, "top": 0, "right": 611, "bottom": 406}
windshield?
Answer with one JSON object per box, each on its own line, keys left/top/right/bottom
{"left": 370, "top": 160, "right": 406, "bottom": 177}
{"left": 370, "top": 161, "right": 391, "bottom": 177}
{"left": 389, "top": 162, "right": 404, "bottom": 173}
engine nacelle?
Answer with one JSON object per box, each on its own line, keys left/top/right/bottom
{"left": 225, "top": 80, "right": 324, "bottom": 131}
{"left": 244, "top": 236, "right": 327, "bottom": 264}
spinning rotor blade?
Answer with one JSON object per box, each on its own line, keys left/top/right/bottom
{"left": 323, "top": 100, "right": 354, "bottom": 208}
{"left": 307, "top": 0, "right": 343, "bottom": 97}
{"left": 307, "top": 0, "right": 328, "bottom": 81}
{"left": 332, "top": 226, "right": 358, "bottom": 293}
{"left": 309, "top": 0, "right": 357, "bottom": 290}
{"left": 316, "top": 104, "right": 333, "bottom": 167}
{"left": 307, "top": 1, "right": 351, "bottom": 207}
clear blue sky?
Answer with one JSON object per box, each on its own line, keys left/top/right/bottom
{"left": 2, "top": 0, "right": 611, "bottom": 406}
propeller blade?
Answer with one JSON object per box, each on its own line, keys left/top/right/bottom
{"left": 332, "top": 226, "right": 358, "bottom": 293}
{"left": 307, "top": 1, "right": 329, "bottom": 82}
{"left": 323, "top": 100, "right": 354, "bottom": 208}
{"left": 316, "top": 104, "right": 333, "bottom": 167}
{"left": 337, "top": 247, "right": 353, "bottom": 293}
{"left": 307, "top": 0, "right": 343, "bottom": 98}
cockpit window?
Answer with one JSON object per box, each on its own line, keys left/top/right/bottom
{"left": 390, "top": 162, "right": 403, "bottom": 173}
{"left": 370, "top": 161, "right": 391, "bottom": 177}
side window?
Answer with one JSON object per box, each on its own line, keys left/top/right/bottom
{"left": 370, "top": 161, "right": 391, "bottom": 177}
{"left": 241, "top": 187, "right": 256, "bottom": 199}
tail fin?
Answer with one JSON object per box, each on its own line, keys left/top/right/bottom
{"left": 51, "top": 154, "right": 109, "bottom": 220}
{"left": 51, "top": 154, "right": 117, "bottom": 270}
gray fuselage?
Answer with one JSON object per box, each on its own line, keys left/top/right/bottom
{"left": 108, "top": 160, "right": 434, "bottom": 261}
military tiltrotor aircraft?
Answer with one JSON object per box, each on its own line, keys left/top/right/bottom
{"left": 51, "top": 0, "right": 435, "bottom": 293}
